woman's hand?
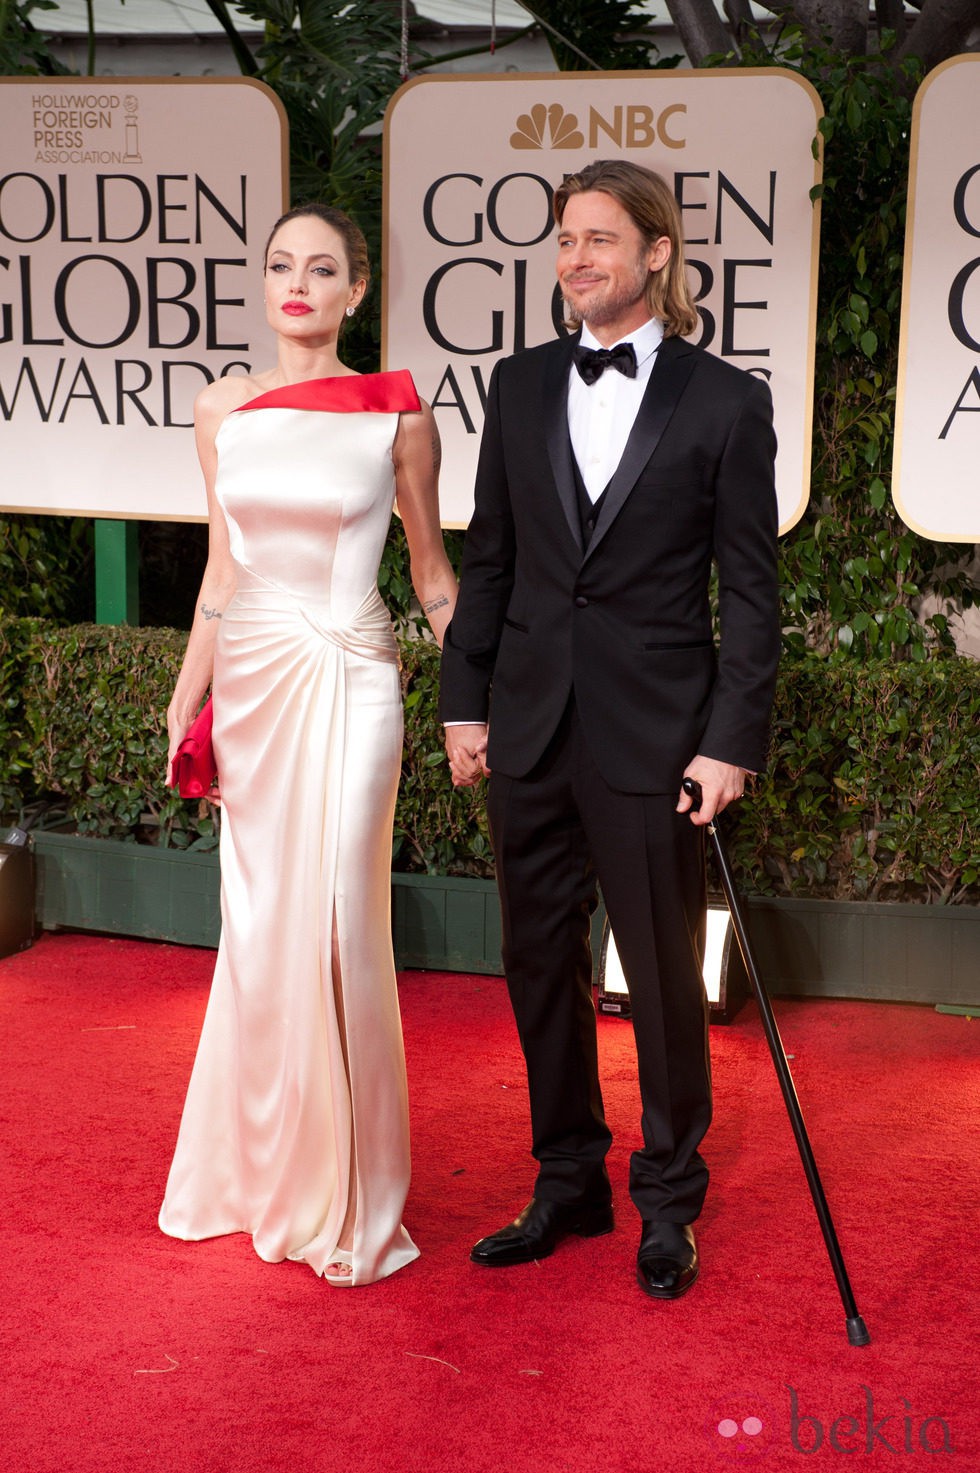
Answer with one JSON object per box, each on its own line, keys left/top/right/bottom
{"left": 445, "top": 724, "right": 490, "bottom": 787}
{"left": 166, "top": 702, "right": 221, "bottom": 804}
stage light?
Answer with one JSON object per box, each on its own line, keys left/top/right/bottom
{"left": 597, "top": 905, "right": 748, "bottom": 1023}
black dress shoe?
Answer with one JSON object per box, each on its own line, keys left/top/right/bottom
{"left": 636, "top": 1220, "right": 698, "bottom": 1299}
{"left": 470, "top": 1197, "right": 614, "bottom": 1267}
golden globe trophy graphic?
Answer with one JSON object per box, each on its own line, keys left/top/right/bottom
{"left": 122, "top": 95, "right": 141, "bottom": 164}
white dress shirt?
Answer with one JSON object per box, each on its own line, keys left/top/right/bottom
{"left": 568, "top": 317, "right": 664, "bottom": 501}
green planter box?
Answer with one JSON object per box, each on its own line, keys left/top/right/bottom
{"left": 34, "top": 833, "right": 221, "bottom": 949}
{"left": 745, "top": 896, "right": 980, "bottom": 1009}
{"left": 28, "top": 835, "right": 980, "bottom": 1009}
{"left": 32, "top": 836, "right": 505, "bottom": 970}
{"left": 391, "top": 871, "right": 503, "bottom": 974}
{"left": 390, "top": 873, "right": 607, "bottom": 977}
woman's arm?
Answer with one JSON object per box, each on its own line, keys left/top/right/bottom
{"left": 166, "top": 379, "right": 244, "bottom": 767}
{"left": 392, "top": 399, "right": 457, "bottom": 649}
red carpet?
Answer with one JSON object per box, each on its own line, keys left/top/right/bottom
{"left": 1, "top": 932, "right": 977, "bottom": 1471}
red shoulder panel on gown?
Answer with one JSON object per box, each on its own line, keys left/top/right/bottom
{"left": 235, "top": 369, "right": 421, "bottom": 416}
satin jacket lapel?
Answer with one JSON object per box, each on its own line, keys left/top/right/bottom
{"left": 543, "top": 334, "right": 584, "bottom": 557}
{"left": 583, "top": 335, "right": 699, "bottom": 566}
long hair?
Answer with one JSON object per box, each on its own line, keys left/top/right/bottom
{"left": 553, "top": 160, "right": 699, "bottom": 338}
{"left": 262, "top": 202, "right": 371, "bottom": 293}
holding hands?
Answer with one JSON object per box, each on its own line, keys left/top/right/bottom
{"left": 446, "top": 724, "right": 490, "bottom": 787}
{"left": 445, "top": 731, "right": 747, "bottom": 822}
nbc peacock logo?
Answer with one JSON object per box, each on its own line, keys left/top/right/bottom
{"left": 510, "top": 103, "right": 584, "bottom": 150}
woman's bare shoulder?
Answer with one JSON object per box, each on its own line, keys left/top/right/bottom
{"left": 398, "top": 393, "right": 436, "bottom": 437}
{"left": 194, "top": 371, "right": 269, "bottom": 436}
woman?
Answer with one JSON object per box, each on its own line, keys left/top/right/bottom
{"left": 159, "top": 204, "right": 456, "bottom": 1286}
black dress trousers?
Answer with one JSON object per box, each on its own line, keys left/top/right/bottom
{"left": 487, "top": 699, "right": 712, "bottom": 1223}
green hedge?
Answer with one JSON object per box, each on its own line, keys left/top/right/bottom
{"left": 0, "top": 618, "right": 491, "bottom": 869}
{"left": 726, "top": 659, "right": 980, "bottom": 904}
{"left": 396, "top": 638, "right": 493, "bottom": 876}
{"left": 1, "top": 616, "right": 977, "bottom": 903}
{"left": 0, "top": 615, "right": 34, "bottom": 817}
{"left": 12, "top": 620, "right": 207, "bottom": 848}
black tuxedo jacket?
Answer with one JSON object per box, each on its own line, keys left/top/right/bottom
{"left": 440, "top": 332, "right": 781, "bottom": 794}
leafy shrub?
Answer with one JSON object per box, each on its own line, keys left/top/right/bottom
{"left": 13, "top": 620, "right": 212, "bottom": 849}
{"left": 0, "top": 516, "right": 92, "bottom": 622}
{"left": 2, "top": 617, "right": 977, "bottom": 903}
{"left": 749, "top": 38, "right": 980, "bottom": 657}
{"left": 0, "top": 615, "right": 35, "bottom": 817}
{"left": 397, "top": 637, "right": 492, "bottom": 876}
{"left": 727, "top": 658, "right": 980, "bottom": 904}
{"left": 0, "top": 616, "right": 490, "bottom": 867}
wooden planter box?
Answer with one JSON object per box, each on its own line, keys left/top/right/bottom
{"left": 744, "top": 895, "right": 980, "bottom": 1009}
{"left": 34, "top": 832, "right": 221, "bottom": 949}
{"left": 390, "top": 872, "right": 605, "bottom": 976}
{"left": 390, "top": 871, "right": 502, "bottom": 974}
{"left": 28, "top": 834, "right": 980, "bottom": 1010}
{"left": 32, "top": 837, "right": 506, "bottom": 970}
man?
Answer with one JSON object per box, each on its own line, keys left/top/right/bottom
{"left": 440, "top": 159, "right": 779, "bottom": 1299}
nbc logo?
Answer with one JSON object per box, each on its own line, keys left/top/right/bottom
{"left": 510, "top": 103, "right": 584, "bottom": 150}
{"left": 509, "top": 100, "right": 687, "bottom": 151}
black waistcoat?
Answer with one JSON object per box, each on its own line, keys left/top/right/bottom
{"left": 571, "top": 450, "right": 610, "bottom": 549}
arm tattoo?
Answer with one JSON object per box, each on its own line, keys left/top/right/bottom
{"left": 430, "top": 421, "right": 442, "bottom": 475}
{"left": 200, "top": 603, "right": 223, "bottom": 621}
{"left": 423, "top": 594, "right": 449, "bottom": 615}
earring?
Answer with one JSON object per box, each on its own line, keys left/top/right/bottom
{"left": 346, "top": 306, "right": 356, "bottom": 318}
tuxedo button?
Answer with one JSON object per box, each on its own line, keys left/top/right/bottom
{"left": 574, "top": 595, "right": 589, "bottom": 608}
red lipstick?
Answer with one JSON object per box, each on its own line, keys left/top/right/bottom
{"left": 282, "top": 302, "right": 313, "bottom": 316}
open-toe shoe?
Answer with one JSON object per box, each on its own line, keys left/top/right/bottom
{"left": 325, "top": 1249, "right": 353, "bottom": 1287}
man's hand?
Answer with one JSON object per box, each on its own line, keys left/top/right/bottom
{"left": 676, "top": 755, "right": 747, "bottom": 826}
{"left": 445, "top": 724, "right": 490, "bottom": 787}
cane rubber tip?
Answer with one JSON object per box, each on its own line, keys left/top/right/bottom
{"left": 846, "top": 1315, "right": 871, "bottom": 1347}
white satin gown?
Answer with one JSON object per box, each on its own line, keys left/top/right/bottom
{"left": 159, "top": 371, "right": 421, "bottom": 1285}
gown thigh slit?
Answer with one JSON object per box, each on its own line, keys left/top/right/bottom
{"left": 159, "top": 372, "right": 421, "bottom": 1286}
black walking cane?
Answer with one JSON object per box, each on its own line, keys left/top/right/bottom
{"left": 682, "top": 778, "right": 871, "bottom": 1349}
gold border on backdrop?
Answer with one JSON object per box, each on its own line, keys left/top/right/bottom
{"left": 0, "top": 77, "right": 289, "bottom": 522}
{"left": 382, "top": 69, "right": 823, "bottom": 534}
{"left": 893, "top": 54, "right": 980, "bottom": 543}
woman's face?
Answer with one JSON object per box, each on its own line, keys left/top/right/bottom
{"left": 263, "top": 214, "right": 365, "bottom": 342}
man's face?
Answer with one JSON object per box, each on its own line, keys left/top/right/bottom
{"left": 556, "top": 190, "right": 670, "bottom": 341}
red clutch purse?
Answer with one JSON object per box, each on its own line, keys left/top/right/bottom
{"left": 169, "top": 698, "right": 216, "bottom": 798}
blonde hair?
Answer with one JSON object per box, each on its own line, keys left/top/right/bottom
{"left": 553, "top": 160, "right": 699, "bottom": 339}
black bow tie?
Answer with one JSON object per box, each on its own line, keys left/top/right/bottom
{"left": 573, "top": 342, "right": 638, "bottom": 386}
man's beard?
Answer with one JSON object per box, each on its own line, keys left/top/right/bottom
{"left": 560, "top": 263, "right": 651, "bottom": 331}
